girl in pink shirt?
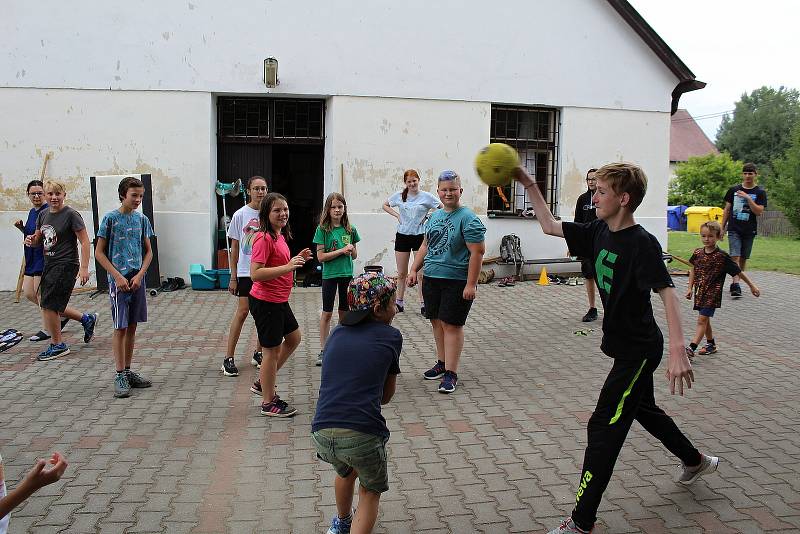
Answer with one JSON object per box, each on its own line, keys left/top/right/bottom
{"left": 248, "top": 193, "right": 311, "bottom": 417}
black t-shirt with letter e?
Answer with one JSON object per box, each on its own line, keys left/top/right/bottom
{"left": 563, "top": 220, "right": 674, "bottom": 360}
{"left": 724, "top": 185, "right": 767, "bottom": 236}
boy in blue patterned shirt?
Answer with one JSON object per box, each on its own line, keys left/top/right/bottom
{"left": 95, "top": 177, "right": 155, "bottom": 398}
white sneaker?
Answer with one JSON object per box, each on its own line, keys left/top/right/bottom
{"left": 677, "top": 453, "right": 719, "bottom": 485}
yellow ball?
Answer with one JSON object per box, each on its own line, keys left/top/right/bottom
{"left": 474, "top": 143, "right": 519, "bottom": 187}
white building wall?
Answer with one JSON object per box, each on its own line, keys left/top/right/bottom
{"left": 3, "top": 0, "right": 676, "bottom": 113}
{"left": 326, "top": 97, "right": 671, "bottom": 278}
{"left": 0, "top": 88, "right": 215, "bottom": 289}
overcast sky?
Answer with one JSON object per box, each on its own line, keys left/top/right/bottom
{"left": 629, "top": 0, "right": 800, "bottom": 142}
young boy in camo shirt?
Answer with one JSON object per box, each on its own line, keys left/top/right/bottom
{"left": 95, "top": 176, "right": 155, "bottom": 398}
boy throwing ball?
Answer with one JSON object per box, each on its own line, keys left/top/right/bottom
{"left": 516, "top": 163, "right": 718, "bottom": 534}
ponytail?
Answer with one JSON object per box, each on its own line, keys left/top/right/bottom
{"left": 401, "top": 169, "right": 420, "bottom": 203}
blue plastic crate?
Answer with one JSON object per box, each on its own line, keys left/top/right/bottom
{"left": 189, "top": 264, "right": 217, "bottom": 290}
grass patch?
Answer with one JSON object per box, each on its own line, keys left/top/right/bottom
{"left": 668, "top": 231, "right": 800, "bottom": 275}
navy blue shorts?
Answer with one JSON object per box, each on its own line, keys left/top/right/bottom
{"left": 109, "top": 278, "right": 148, "bottom": 329}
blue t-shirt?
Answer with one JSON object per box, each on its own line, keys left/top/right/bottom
{"left": 23, "top": 204, "right": 48, "bottom": 275}
{"left": 423, "top": 206, "right": 486, "bottom": 280}
{"left": 388, "top": 190, "right": 441, "bottom": 236}
{"left": 97, "top": 210, "right": 155, "bottom": 282}
{"left": 312, "top": 321, "right": 402, "bottom": 439}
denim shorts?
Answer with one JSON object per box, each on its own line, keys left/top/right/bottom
{"left": 311, "top": 428, "right": 389, "bottom": 494}
{"left": 727, "top": 231, "right": 754, "bottom": 259}
{"left": 697, "top": 307, "right": 716, "bottom": 318}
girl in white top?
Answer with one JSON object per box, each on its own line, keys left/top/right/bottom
{"left": 382, "top": 169, "right": 441, "bottom": 314}
{"left": 221, "top": 176, "right": 268, "bottom": 378}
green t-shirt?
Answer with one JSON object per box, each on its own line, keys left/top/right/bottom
{"left": 313, "top": 224, "right": 361, "bottom": 279}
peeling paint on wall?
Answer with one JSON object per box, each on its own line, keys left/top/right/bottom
{"left": 365, "top": 247, "right": 388, "bottom": 267}
{"left": 560, "top": 159, "right": 585, "bottom": 219}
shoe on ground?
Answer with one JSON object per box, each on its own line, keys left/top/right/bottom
{"left": 326, "top": 514, "right": 353, "bottom": 534}
{"left": 420, "top": 306, "right": 426, "bottom": 316}
{"left": 698, "top": 343, "right": 717, "bottom": 355}
{"left": 685, "top": 346, "right": 695, "bottom": 359}
{"left": 581, "top": 307, "right": 598, "bottom": 322}
{"left": 126, "top": 369, "right": 152, "bottom": 388}
{"left": 396, "top": 302, "right": 404, "bottom": 312}
{"left": 221, "top": 357, "right": 239, "bottom": 377}
{"left": 678, "top": 454, "right": 719, "bottom": 485}
{"left": 114, "top": 371, "right": 131, "bottom": 398}
{"left": 37, "top": 342, "right": 70, "bottom": 361}
{"left": 423, "top": 360, "right": 446, "bottom": 380}
{"left": 261, "top": 395, "right": 297, "bottom": 417}
{"left": 251, "top": 350, "right": 262, "bottom": 368}
{"left": 82, "top": 313, "right": 98, "bottom": 343}
{"left": 29, "top": 330, "right": 51, "bottom": 342}
{"left": 250, "top": 380, "right": 262, "bottom": 395}
{"left": 316, "top": 351, "right": 323, "bottom": 366}
{"left": 730, "top": 283, "right": 742, "bottom": 298}
{"left": 547, "top": 518, "right": 593, "bottom": 533}
{"left": 438, "top": 370, "right": 458, "bottom": 394}
{"left": 60, "top": 317, "right": 69, "bottom": 330}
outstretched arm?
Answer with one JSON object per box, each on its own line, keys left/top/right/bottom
{"left": 514, "top": 167, "right": 563, "bottom": 237}
{"left": 658, "top": 286, "right": 694, "bottom": 395}
{"left": 0, "top": 453, "right": 68, "bottom": 520}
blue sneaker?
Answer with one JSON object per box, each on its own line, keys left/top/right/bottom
{"left": 37, "top": 342, "right": 70, "bottom": 361}
{"left": 82, "top": 313, "right": 98, "bottom": 343}
{"left": 326, "top": 514, "right": 352, "bottom": 534}
{"left": 438, "top": 370, "right": 458, "bottom": 393}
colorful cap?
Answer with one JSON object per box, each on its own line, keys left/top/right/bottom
{"left": 341, "top": 272, "right": 397, "bottom": 326}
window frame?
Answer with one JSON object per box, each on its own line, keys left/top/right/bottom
{"left": 487, "top": 105, "right": 560, "bottom": 217}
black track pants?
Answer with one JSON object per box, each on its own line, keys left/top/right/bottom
{"left": 571, "top": 356, "right": 701, "bottom": 530}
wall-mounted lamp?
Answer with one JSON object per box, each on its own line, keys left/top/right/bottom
{"left": 264, "top": 57, "right": 279, "bottom": 88}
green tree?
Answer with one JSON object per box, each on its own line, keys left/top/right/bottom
{"left": 668, "top": 153, "right": 742, "bottom": 207}
{"left": 771, "top": 122, "right": 800, "bottom": 235}
{"left": 716, "top": 86, "right": 800, "bottom": 177}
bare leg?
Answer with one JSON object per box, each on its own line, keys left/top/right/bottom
{"left": 61, "top": 306, "right": 84, "bottom": 321}
{"left": 43, "top": 309, "right": 62, "bottom": 344}
{"left": 334, "top": 469, "right": 357, "bottom": 521}
{"left": 351, "top": 484, "right": 381, "bottom": 534}
{"left": 441, "top": 322, "right": 465, "bottom": 373}
{"left": 691, "top": 315, "right": 708, "bottom": 346}
{"left": 395, "top": 250, "right": 411, "bottom": 302}
{"left": 431, "top": 319, "right": 445, "bottom": 362}
{"left": 124, "top": 322, "right": 137, "bottom": 368}
{"left": 277, "top": 329, "right": 301, "bottom": 371}
{"left": 225, "top": 297, "right": 251, "bottom": 360}
{"left": 113, "top": 328, "right": 127, "bottom": 371}
{"left": 704, "top": 318, "right": 714, "bottom": 343}
{"left": 23, "top": 276, "right": 47, "bottom": 332}
{"left": 320, "top": 311, "right": 333, "bottom": 347}
{"left": 260, "top": 346, "right": 279, "bottom": 403}
{"left": 585, "top": 278, "right": 596, "bottom": 309}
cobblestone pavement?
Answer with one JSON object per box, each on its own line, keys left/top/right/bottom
{"left": 1, "top": 270, "right": 799, "bottom": 533}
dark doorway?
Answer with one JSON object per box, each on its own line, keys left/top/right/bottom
{"left": 216, "top": 97, "right": 325, "bottom": 269}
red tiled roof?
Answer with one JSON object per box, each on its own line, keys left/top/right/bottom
{"left": 670, "top": 109, "right": 719, "bottom": 162}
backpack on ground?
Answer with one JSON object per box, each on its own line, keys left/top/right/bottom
{"left": 500, "top": 234, "right": 524, "bottom": 265}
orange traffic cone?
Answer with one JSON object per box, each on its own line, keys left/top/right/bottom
{"left": 538, "top": 267, "right": 549, "bottom": 286}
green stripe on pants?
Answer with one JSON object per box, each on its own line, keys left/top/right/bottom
{"left": 609, "top": 359, "right": 647, "bottom": 425}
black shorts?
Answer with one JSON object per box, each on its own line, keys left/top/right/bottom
{"left": 40, "top": 263, "right": 78, "bottom": 313}
{"left": 394, "top": 233, "right": 424, "bottom": 253}
{"left": 422, "top": 276, "right": 474, "bottom": 326}
{"left": 321, "top": 277, "right": 351, "bottom": 313}
{"left": 235, "top": 276, "right": 254, "bottom": 298}
{"left": 248, "top": 297, "right": 299, "bottom": 348}
{"left": 580, "top": 258, "right": 594, "bottom": 279}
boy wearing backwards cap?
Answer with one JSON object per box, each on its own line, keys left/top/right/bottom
{"left": 312, "top": 272, "right": 402, "bottom": 534}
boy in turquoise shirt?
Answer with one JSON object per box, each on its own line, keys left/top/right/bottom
{"left": 408, "top": 170, "right": 485, "bottom": 393}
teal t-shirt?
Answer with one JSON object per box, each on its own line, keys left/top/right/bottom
{"left": 423, "top": 207, "right": 485, "bottom": 280}
{"left": 313, "top": 224, "right": 361, "bottom": 279}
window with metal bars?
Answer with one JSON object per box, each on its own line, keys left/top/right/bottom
{"left": 487, "top": 105, "right": 560, "bottom": 217}
{"left": 217, "top": 97, "right": 324, "bottom": 144}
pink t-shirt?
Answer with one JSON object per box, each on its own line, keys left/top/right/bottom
{"left": 250, "top": 232, "right": 293, "bottom": 303}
